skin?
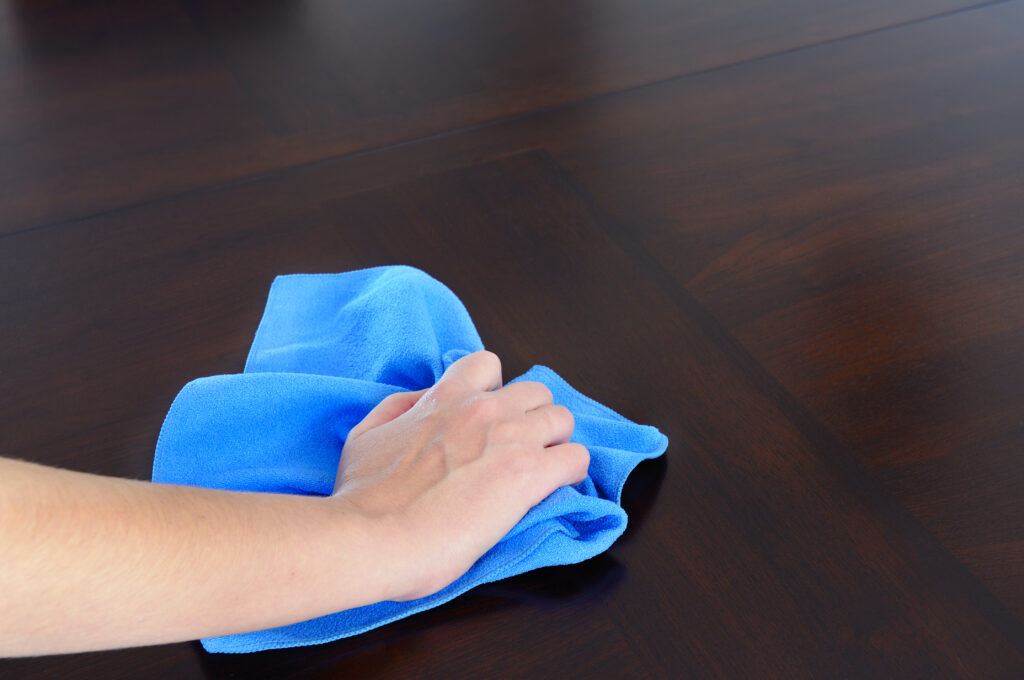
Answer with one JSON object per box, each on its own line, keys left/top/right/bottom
{"left": 0, "top": 351, "right": 589, "bottom": 657}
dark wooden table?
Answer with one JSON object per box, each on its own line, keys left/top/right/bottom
{"left": 2, "top": 1, "right": 1023, "bottom": 677}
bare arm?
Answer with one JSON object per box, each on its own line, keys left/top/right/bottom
{"left": 0, "top": 458, "right": 389, "bottom": 654}
{"left": 0, "top": 351, "right": 588, "bottom": 656}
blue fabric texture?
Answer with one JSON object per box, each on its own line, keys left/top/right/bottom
{"left": 152, "top": 265, "right": 668, "bottom": 653}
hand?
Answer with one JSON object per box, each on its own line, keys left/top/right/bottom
{"left": 0, "top": 351, "right": 590, "bottom": 655}
{"left": 332, "top": 351, "right": 590, "bottom": 601}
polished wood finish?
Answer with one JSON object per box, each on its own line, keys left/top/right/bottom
{"left": 2, "top": 1, "right": 1023, "bottom": 677}
{"left": 0, "top": 0, "right": 980, "bottom": 233}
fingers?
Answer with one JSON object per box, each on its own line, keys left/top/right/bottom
{"left": 497, "top": 380, "right": 553, "bottom": 412}
{"left": 540, "top": 442, "right": 591, "bottom": 488}
{"left": 439, "top": 351, "right": 502, "bottom": 392}
{"left": 523, "top": 403, "right": 574, "bottom": 447}
{"left": 431, "top": 353, "right": 585, "bottom": 491}
{"left": 348, "top": 389, "right": 427, "bottom": 440}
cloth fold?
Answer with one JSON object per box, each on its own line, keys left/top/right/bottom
{"left": 152, "top": 265, "right": 667, "bottom": 653}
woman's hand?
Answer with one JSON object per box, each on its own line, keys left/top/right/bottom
{"left": 333, "top": 351, "right": 589, "bottom": 601}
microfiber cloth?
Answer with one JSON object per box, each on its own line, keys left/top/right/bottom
{"left": 152, "top": 265, "right": 668, "bottom": 653}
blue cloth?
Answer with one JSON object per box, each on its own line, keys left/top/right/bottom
{"left": 152, "top": 266, "right": 668, "bottom": 653}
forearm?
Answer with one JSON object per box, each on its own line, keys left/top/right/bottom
{"left": 0, "top": 457, "right": 394, "bottom": 656}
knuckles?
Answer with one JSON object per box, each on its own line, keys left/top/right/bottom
{"left": 462, "top": 394, "right": 500, "bottom": 423}
{"left": 427, "top": 379, "right": 461, "bottom": 403}
{"left": 551, "top": 404, "right": 574, "bottom": 430}
{"left": 520, "top": 380, "right": 553, "bottom": 405}
{"left": 473, "top": 350, "right": 502, "bottom": 376}
{"left": 565, "top": 442, "right": 591, "bottom": 480}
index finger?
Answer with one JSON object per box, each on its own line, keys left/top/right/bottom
{"left": 438, "top": 350, "right": 503, "bottom": 392}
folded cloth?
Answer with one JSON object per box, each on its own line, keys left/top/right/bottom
{"left": 152, "top": 265, "right": 668, "bottom": 653}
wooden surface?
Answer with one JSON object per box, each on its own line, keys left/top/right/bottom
{"left": 1, "top": 0, "right": 1023, "bottom": 677}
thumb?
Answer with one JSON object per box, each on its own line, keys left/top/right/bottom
{"left": 348, "top": 389, "right": 427, "bottom": 440}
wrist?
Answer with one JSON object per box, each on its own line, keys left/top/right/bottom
{"left": 330, "top": 491, "right": 456, "bottom": 603}
{"left": 327, "top": 493, "right": 419, "bottom": 603}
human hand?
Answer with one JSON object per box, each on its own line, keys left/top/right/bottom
{"left": 332, "top": 351, "right": 590, "bottom": 602}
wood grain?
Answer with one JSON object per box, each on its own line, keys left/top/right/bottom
{"left": 546, "top": 0, "right": 1024, "bottom": 622}
{"left": 1, "top": 0, "right": 1022, "bottom": 677}
{"left": 0, "top": 0, "right": 982, "bottom": 233}
{"left": 3, "top": 148, "right": 1022, "bottom": 677}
